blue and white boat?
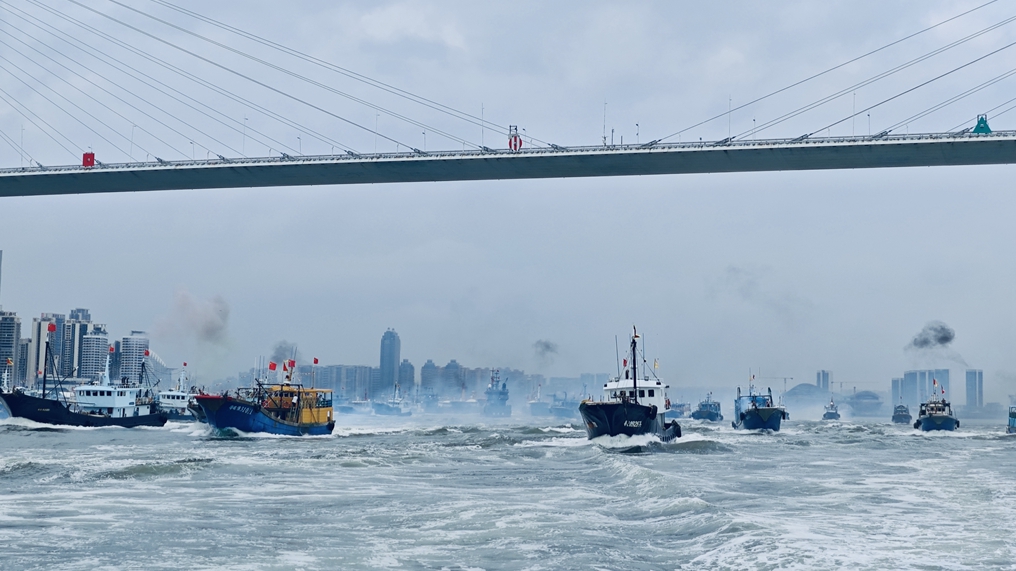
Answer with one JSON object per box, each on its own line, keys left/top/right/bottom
{"left": 1007, "top": 406, "right": 1016, "bottom": 435}
{"left": 732, "top": 385, "right": 787, "bottom": 431}
{"left": 822, "top": 398, "right": 840, "bottom": 420}
{"left": 690, "top": 393, "right": 723, "bottom": 422}
{"left": 913, "top": 397, "right": 958, "bottom": 431}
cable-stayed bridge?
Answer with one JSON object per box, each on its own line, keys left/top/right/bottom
{"left": 3, "top": 1, "right": 1016, "bottom": 197}
{"left": 1, "top": 130, "right": 1015, "bottom": 197}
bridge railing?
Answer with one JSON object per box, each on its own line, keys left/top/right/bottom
{"left": 3, "top": 130, "right": 1016, "bottom": 176}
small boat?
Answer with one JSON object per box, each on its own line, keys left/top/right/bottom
{"left": 578, "top": 327, "right": 681, "bottom": 442}
{"left": 822, "top": 398, "right": 841, "bottom": 420}
{"left": 1007, "top": 406, "right": 1016, "bottom": 435}
{"left": 0, "top": 339, "right": 167, "bottom": 428}
{"left": 157, "top": 370, "right": 202, "bottom": 421}
{"left": 372, "top": 383, "right": 412, "bottom": 416}
{"left": 891, "top": 403, "right": 912, "bottom": 424}
{"left": 195, "top": 363, "right": 334, "bottom": 436}
{"left": 690, "top": 393, "right": 723, "bottom": 422}
{"left": 913, "top": 399, "right": 958, "bottom": 431}
{"left": 732, "top": 383, "right": 788, "bottom": 431}
{"left": 482, "top": 370, "right": 511, "bottom": 417}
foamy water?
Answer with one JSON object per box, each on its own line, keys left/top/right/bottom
{"left": 1, "top": 417, "right": 1015, "bottom": 570}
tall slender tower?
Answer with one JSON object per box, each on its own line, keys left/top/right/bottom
{"left": 378, "top": 329, "right": 401, "bottom": 398}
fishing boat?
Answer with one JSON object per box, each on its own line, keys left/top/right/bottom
{"left": 732, "top": 383, "right": 788, "bottom": 431}
{"left": 1007, "top": 406, "right": 1016, "bottom": 435}
{"left": 891, "top": 402, "right": 912, "bottom": 424}
{"left": 690, "top": 393, "right": 723, "bottom": 421}
{"left": 372, "top": 383, "right": 413, "bottom": 416}
{"left": 157, "top": 369, "right": 202, "bottom": 421}
{"left": 913, "top": 379, "right": 958, "bottom": 431}
{"left": 0, "top": 337, "right": 167, "bottom": 428}
{"left": 822, "top": 398, "right": 841, "bottom": 420}
{"left": 528, "top": 384, "right": 552, "bottom": 416}
{"left": 194, "top": 361, "right": 334, "bottom": 436}
{"left": 578, "top": 327, "right": 681, "bottom": 442}
{"left": 482, "top": 370, "right": 511, "bottom": 417}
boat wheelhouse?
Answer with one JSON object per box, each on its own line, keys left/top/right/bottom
{"left": 891, "top": 402, "right": 912, "bottom": 424}
{"left": 482, "top": 370, "right": 511, "bottom": 417}
{"left": 732, "top": 384, "right": 788, "bottom": 431}
{"left": 690, "top": 393, "right": 723, "bottom": 422}
{"left": 822, "top": 398, "right": 841, "bottom": 420}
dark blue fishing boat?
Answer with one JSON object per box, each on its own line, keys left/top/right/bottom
{"left": 690, "top": 393, "right": 723, "bottom": 421}
{"left": 732, "top": 384, "right": 787, "bottom": 431}
{"left": 482, "top": 370, "right": 511, "bottom": 417}
{"left": 195, "top": 364, "right": 334, "bottom": 436}
{"left": 913, "top": 398, "right": 958, "bottom": 431}
{"left": 1007, "top": 406, "right": 1016, "bottom": 435}
{"left": 891, "top": 403, "right": 912, "bottom": 424}
{"left": 578, "top": 327, "right": 681, "bottom": 442}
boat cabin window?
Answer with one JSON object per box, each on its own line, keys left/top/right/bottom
{"left": 648, "top": 390, "right": 655, "bottom": 397}
{"left": 639, "top": 390, "right": 645, "bottom": 398}
{"left": 629, "top": 391, "right": 635, "bottom": 398}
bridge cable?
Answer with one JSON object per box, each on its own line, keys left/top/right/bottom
{"left": 0, "top": 127, "right": 32, "bottom": 165}
{"left": 729, "top": 13, "right": 1016, "bottom": 141}
{"left": 0, "top": 55, "right": 135, "bottom": 160}
{"left": 0, "top": 85, "right": 79, "bottom": 161}
{"left": 947, "top": 95, "right": 1016, "bottom": 132}
{"left": 15, "top": 0, "right": 347, "bottom": 156}
{"left": 803, "top": 38, "right": 1016, "bottom": 139}
{"left": 650, "top": 0, "right": 1000, "bottom": 146}
{"left": 64, "top": 0, "right": 424, "bottom": 153}
{"left": 882, "top": 66, "right": 1016, "bottom": 133}
{"left": 0, "top": 23, "right": 237, "bottom": 159}
{"left": 147, "top": 0, "right": 551, "bottom": 148}
{"left": 107, "top": 0, "right": 488, "bottom": 151}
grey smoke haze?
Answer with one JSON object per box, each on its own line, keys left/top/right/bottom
{"left": 908, "top": 321, "right": 955, "bottom": 350}
{"left": 155, "top": 290, "right": 230, "bottom": 344}
{"left": 906, "top": 321, "right": 967, "bottom": 366}
{"left": 533, "top": 340, "right": 558, "bottom": 363}
{"left": 271, "top": 341, "right": 301, "bottom": 365}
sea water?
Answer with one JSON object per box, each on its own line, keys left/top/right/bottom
{"left": 1, "top": 416, "right": 1015, "bottom": 570}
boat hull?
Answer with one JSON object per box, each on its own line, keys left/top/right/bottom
{"left": 733, "top": 407, "right": 785, "bottom": 431}
{"left": 822, "top": 412, "right": 841, "bottom": 420}
{"left": 578, "top": 401, "right": 681, "bottom": 442}
{"left": 914, "top": 414, "right": 959, "bottom": 431}
{"left": 0, "top": 391, "right": 167, "bottom": 428}
{"left": 188, "top": 402, "right": 207, "bottom": 423}
{"left": 483, "top": 403, "right": 512, "bottom": 417}
{"left": 690, "top": 410, "right": 723, "bottom": 422}
{"left": 195, "top": 395, "right": 333, "bottom": 436}
{"left": 892, "top": 414, "right": 912, "bottom": 424}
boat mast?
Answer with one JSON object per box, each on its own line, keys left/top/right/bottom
{"left": 41, "top": 340, "right": 49, "bottom": 399}
{"left": 630, "top": 327, "right": 638, "bottom": 404}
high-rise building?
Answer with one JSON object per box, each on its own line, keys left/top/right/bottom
{"left": 891, "top": 378, "right": 903, "bottom": 405}
{"left": 398, "top": 359, "right": 415, "bottom": 395}
{"left": 119, "top": 331, "right": 149, "bottom": 383}
{"left": 69, "top": 308, "right": 91, "bottom": 322}
{"left": 965, "top": 369, "right": 984, "bottom": 409}
{"left": 443, "top": 360, "right": 463, "bottom": 395}
{"left": 41, "top": 313, "right": 66, "bottom": 371}
{"left": 379, "top": 329, "right": 401, "bottom": 394}
{"left": 902, "top": 369, "right": 951, "bottom": 408}
{"left": 902, "top": 371, "right": 919, "bottom": 410}
{"left": 420, "top": 359, "right": 439, "bottom": 393}
{"left": 816, "top": 370, "right": 831, "bottom": 391}
{"left": 27, "top": 315, "right": 60, "bottom": 386}
{"left": 60, "top": 314, "right": 93, "bottom": 378}
{"left": 16, "top": 337, "right": 29, "bottom": 383}
{"left": 79, "top": 325, "right": 109, "bottom": 381}
{"left": 0, "top": 310, "right": 20, "bottom": 380}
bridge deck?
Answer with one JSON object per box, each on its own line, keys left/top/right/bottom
{"left": 1, "top": 131, "right": 1015, "bottom": 197}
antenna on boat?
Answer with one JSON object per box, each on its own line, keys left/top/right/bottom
{"left": 615, "top": 336, "right": 621, "bottom": 378}
{"left": 631, "top": 326, "right": 639, "bottom": 404}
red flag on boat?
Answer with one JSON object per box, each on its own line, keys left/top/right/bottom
{"left": 313, "top": 357, "right": 319, "bottom": 365}
{"left": 109, "top": 345, "right": 115, "bottom": 353}
{"left": 287, "top": 359, "right": 296, "bottom": 369}
{"left": 622, "top": 358, "right": 628, "bottom": 367}
{"left": 183, "top": 362, "right": 188, "bottom": 367}
{"left": 268, "top": 361, "right": 277, "bottom": 371}
{"left": 47, "top": 323, "right": 56, "bottom": 332}
{"left": 144, "top": 349, "right": 150, "bottom": 357}
{"left": 283, "top": 364, "right": 288, "bottom": 372}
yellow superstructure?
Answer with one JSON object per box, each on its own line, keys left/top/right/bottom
{"left": 263, "top": 384, "right": 333, "bottom": 425}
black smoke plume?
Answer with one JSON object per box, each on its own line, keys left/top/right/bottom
{"left": 909, "top": 321, "right": 955, "bottom": 349}
{"left": 533, "top": 340, "right": 558, "bottom": 362}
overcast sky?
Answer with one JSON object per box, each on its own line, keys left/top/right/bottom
{"left": 1, "top": 1, "right": 1015, "bottom": 401}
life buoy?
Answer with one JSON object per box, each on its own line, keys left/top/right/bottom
{"left": 508, "top": 134, "right": 522, "bottom": 151}
{"left": 665, "top": 398, "right": 671, "bottom": 410}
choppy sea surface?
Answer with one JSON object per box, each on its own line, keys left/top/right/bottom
{"left": 1, "top": 413, "right": 1015, "bottom": 570}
